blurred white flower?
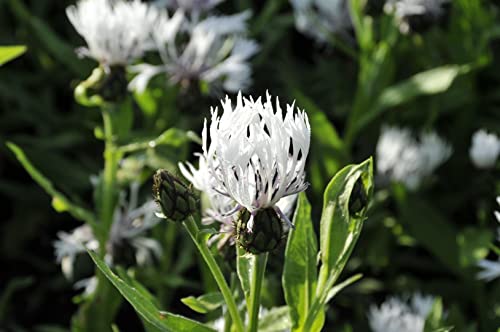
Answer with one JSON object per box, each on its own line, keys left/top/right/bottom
{"left": 376, "top": 126, "right": 452, "bottom": 190}
{"left": 54, "top": 224, "right": 99, "bottom": 279}
{"left": 477, "top": 259, "right": 500, "bottom": 282}
{"left": 469, "top": 129, "right": 500, "bottom": 169}
{"left": 155, "top": 0, "right": 223, "bottom": 14}
{"left": 129, "top": 9, "right": 258, "bottom": 94}
{"left": 384, "top": 0, "right": 450, "bottom": 34}
{"left": 290, "top": 0, "right": 352, "bottom": 42}
{"left": 368, "top": 293, "right": 435, "bottom": 332}
{"left": 74, "top": 276, "right": 98, "bottom": 297}
{"left": 201, "top": 92, "right": 309, "bottom": 228}
{"left": 66, "top": 0, "right": 160, "bottom": 66}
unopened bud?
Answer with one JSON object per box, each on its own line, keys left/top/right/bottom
{"left": 153, "top": 169, "right": 197, "bottom": 222}
{"left": 235, "top": 208, "right": 285, "bottom": 254}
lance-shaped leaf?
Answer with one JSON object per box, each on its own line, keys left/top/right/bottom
{"left": 87, "top": 250, "right": 216, "bottom": 332}
{"left": 283, "top": 193, "right": 320, "bottom": 331}
{"left": 0, "top": 45, "right": 26, "bottom": 66}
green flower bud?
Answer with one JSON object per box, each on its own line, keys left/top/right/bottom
{"left": 235, "top": 208, "right": 285, "bottom": 254}
{"left": 153, "top": 169, "right": 197, "bottom": 222}
{"left": 348, "top": 178, "right": 368, "bottom": 217}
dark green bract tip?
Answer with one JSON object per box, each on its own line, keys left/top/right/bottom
{"left": 153, "top": 169, "right": 197, "bottom": 222}
{"left": 348, "top": 178, "right": 368, "bottom": 217}
{"left": 235, "top": 208, "right": 285, "bottom": 255}
{"left": 95, "top": 65, "right": 128, "bottom": 102}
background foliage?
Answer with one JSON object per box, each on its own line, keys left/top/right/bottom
{"left": 1, "top": 0, "right": 500, "bottom": 331}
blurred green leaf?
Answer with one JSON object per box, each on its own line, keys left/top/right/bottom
{"left": 283, "top": 192, "right": 320, "bottom": 331}
{"left": 457, "top": 228, "right": 493, "bottom": 268}
{"left": 0, "top": 45, "right": 26, "bottom": 66}
{"left": 258, "top": 306, "right": 292, "bottom": 332}
{"left": 87, "top": 249, "right": 216, "bottom": 332}
{"left": 236, "top": 246, "right": 254, "bottom": 308}
{"left": 181, "top": 292, "right": 224, "bottom": 314}
{"left": 6, "top": 142, "right": 97, "bottom": 227}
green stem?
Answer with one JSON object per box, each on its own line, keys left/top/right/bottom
{"left": 183, "top": 217, "right": 245, "bottom": 332}
{"left": 247, "top": 253, "right": 268, "bottom": 332}
{"left": 100, "top": 109, "right": 120, "bottom": 249}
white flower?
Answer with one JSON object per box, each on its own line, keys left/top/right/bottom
{"left": 477, "top": 259, "right": 500, "bottom": 282}
{"left": 74, "top": 276, "right": 98, "bottom": 296}
{"left": 129, "top": 10, "right": 259, "bottom": 94}
{"left": 53, "top": 224, "right": 99, "bottom": 279}
{"left": 384, "top": 0, "right": 450, "bottom": 34}
{"left": 66, "top": 0, "right": 159, "bottom": 66}
{"left": 201, "top": 92, "right": 310, "bottom": 228}
{"left": 368, "top": 293, "right": 435, "bottom": 332}
{"left": 376, "top": 126, "right": 452, "bottom": 190}
{"left": 155, "top": 0, "right": 223, "bottom": 14}
{"left": 290, "top": 0, "right": 352, "bottom": 42}
{"left": 469, "top": 129, "right": 500, "bottom": 169}
{"left": 179, "top": 153, "right": 298, "bottom": 245}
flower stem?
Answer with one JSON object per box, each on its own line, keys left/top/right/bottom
{"left": 183, "top": 216, "right": 245, "bottom": 332}
{"left": 247, "top": 253, "right": 268, "bottom": 332}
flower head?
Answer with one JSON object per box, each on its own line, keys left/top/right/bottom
{"left": 476, "top": 196, "right": 500, "bottom": 282}
{"left": 469, "top": 129, "right": 500, "bottom": 169}
{"left": 155, "top": 0, "right": 223, "bottom": 14}
{"left": 368, "top": 293, "right": 435, "bottom": 332}
{"left": 66, "top": 0, "right": 159, "bottom": 66}
{"left": 203, "top": 92, "right": 310, "bottom": 219}
{"left": 376, "top": 125, "right": 452, "bottom": 190}
{"left": 129, "top": 9, "right": 259, "bottom": 94}
{"left": 290, "top": 0, "right": 352, "bottom": 42}
{"left": 384, "top": 0, "right": 450, "bottom": 34}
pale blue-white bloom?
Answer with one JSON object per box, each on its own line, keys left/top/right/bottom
{"left": 129, "top": 9, "right": 259, "bottom": 94}
{"left": 384, "top": 0, "right": 450, "bottom": 34}
{"left": 155, "top": 0, "right": 223, "bottom": 14}
{"left": 376, "top": 126, "right": 452, "bottom": 190}
{"left": 469, "top": 129, "right": 500, "bottom": 169}
{"left": 369, "top": 293, "right": 435, "bottom": 332}
{"left": 290, "top": 0, "right": 351, "bottom": 42}
{"left": 201, "top": 92, "right": 310, "bottom": 229}
{"left": 66, "top": 0, "right": 160, "bottom": 66}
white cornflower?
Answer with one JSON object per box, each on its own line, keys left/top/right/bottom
{"left": 66, "top": 0, "right": 159, "bottom": 66}
{"left": 201, "top": 92, "right": 310, "bottom": 228}
{"left": 384, "top": 0, "right": 450, "bottom": 34}
{"left": 129, "top": 9, "right": 259, "bottom": 94}
{"left": 368, "top": 293, "right": 435, "bottom": 332}
{"left": 469, "top": 129, "right": 500, "bottom": 169}
{"left": 376, "top": 126, "right": 452, "bottom": 190}
{"left": 290, "top": 0, "right": 352, "bottom": 42}
{"left": 179, "top": 154, "right": 298, "bottom": 246}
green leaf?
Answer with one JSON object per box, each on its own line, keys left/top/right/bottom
{"left": 318, "top": 158, "right": 373, "bottom": 285}
{"left": 0, "top": 45, "right": 26, "bottom": 66}
{"left": 6, "top": 142, "right": 97, "bottom": 227}
{"left": 258, "top": 306, "right": 292, "bottom": 332}
{"left": 87, "top": 249, "right": 216, "bottom": 332}
{"left": 283, "top": 193, "right": 320, "bottom": 331}
{"left": 354, "top": 65, "right": 469, "bottom": 134}
{"left": 395, "top": 193, "right": 461, "bottom": 274}
{"left": 457, "top": 228, "right": 492, "bottom": 268}
{"left": 181, "top": 293, "right": 224, "bottom": 314}
{"left": 324, "top": 273, "right": 363, "bottom": 304}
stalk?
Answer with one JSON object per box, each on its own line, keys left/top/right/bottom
{"left": 183, "top": 217, "right": 245, "bottom": 332}
{"left": 247, "top": 253, "right": 268, "bottom": 332}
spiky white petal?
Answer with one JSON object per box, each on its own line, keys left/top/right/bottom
{"left": 477, "top": 259, "right": 500, "bottom": 282}
{"left": 66, "top": 0, "right": 160, "bottom": 65}
{"left": 469, "top": 129, "right": 500, "bottom": 169}
{"left": 202, "top": 92, "right": 310, "bottom": 214}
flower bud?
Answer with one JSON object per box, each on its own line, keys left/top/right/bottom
{"left": 348, "top": 178, "right": 368, "bottom": 217}
{"left": 153, "top": 169, "right": 197, "bottom": 222}
{"left": 235, "top": 208, "right": 285, "bottom": 254}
